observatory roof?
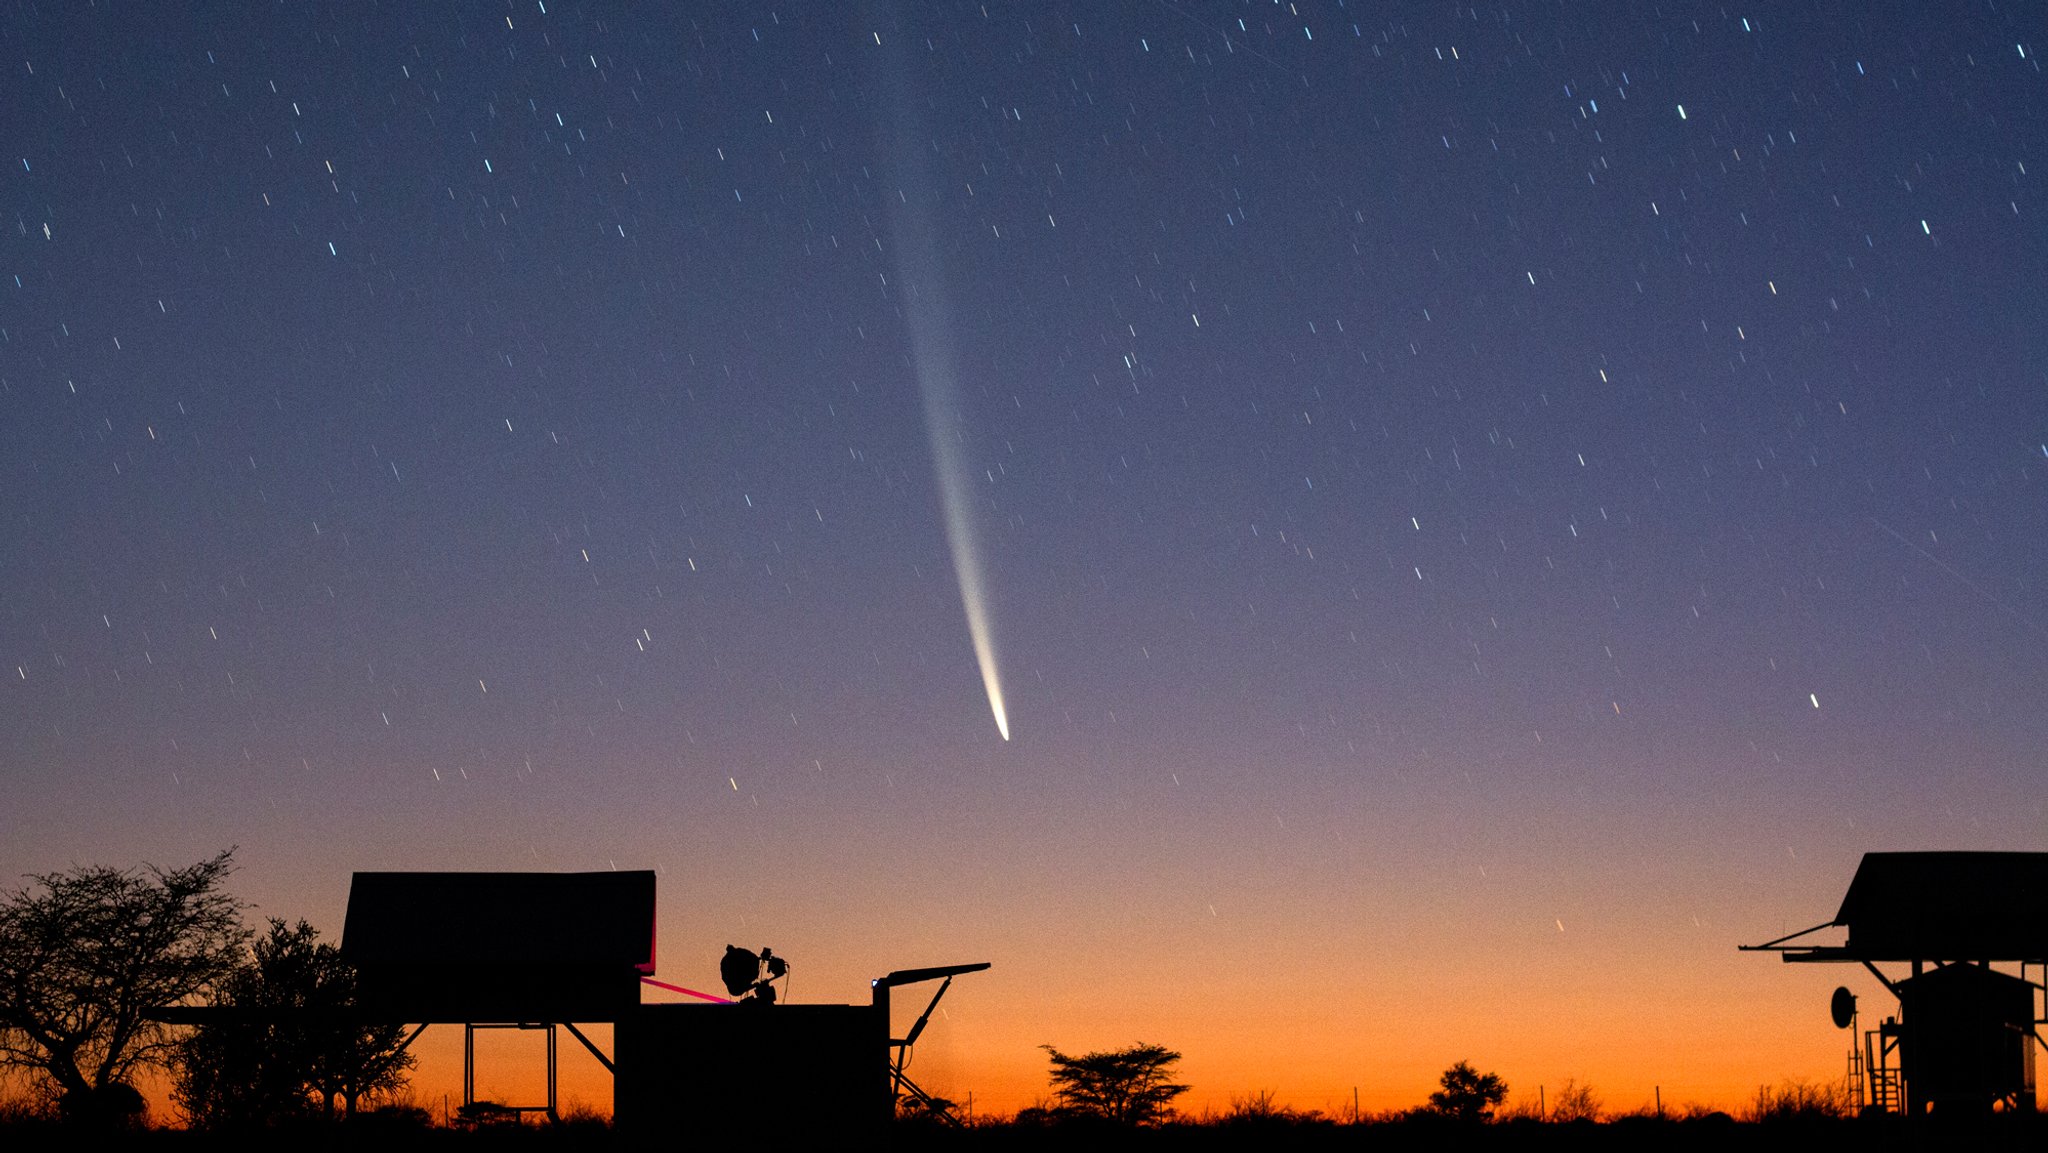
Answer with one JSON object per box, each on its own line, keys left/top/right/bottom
{"left": 1835, "top": 852, "right": 2048, "bottom": 961}
{"left": 342, "top": 870, "right": 656, "bottom": 971}
{"left": 341, "top": 870, "right": 657, "bottom": 1022}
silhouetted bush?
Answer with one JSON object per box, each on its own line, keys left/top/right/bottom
{"left": 58, "top": 1082, "right": 147, "bottom": 1130}
{"left": 0, "top": 1089, "right": 46, "bottom": 1125}
{"left": 1744, "top": 1079, "right": 1852, "bottom": 1123}
{"left": 1548, "top": 1077, "right": 1602, "bottom": 1123}
{"left": 897, "top": 1092, "right": 963, "bottom": 1128}
{"left": 1211, "top": 1089, "right": 1329, "bottom": 1128}
{"left": 1495, "top": 1094, "right": 1545, "bottom": 1123}
{"left": 1009, "top": 1104, "right": 1055, "bottom": 1128}
{"left": 347, "top": 1100, "right": 433, "bottom": 1133}
{"left": 455, "top": 1099, "right": 522, "bottom": 1128}
{"left": 557, "top": 1100, "right": 611, "bottom": 1134}
{"left": 1425, "top": 1060, "right": 1508, "bottom": 1122}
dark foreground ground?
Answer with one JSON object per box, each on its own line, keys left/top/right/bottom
{"left": 3, "top": 1112, "right": 2042, "bottom": 1151}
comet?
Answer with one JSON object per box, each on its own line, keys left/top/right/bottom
{"left": 890, "top": 245, "right": 1009, "bottom": 741}
{"left": 880, "top": 53, "right": 1009, "bottom": 741}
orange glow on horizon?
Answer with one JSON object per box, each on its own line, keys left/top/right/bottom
{"left": 122, "top": 950, "right": 2043, "bottom": 1127}
{"left": 105, "top": 752, "right": 2048, "bottom": 1129}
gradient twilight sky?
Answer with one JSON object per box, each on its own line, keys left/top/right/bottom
{"left": 3, "top": 0, "right": 2043, "bottom": 1118}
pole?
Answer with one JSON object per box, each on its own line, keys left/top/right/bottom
{"left": 1655, "top": 1086, "right": 1662, "bottom": 1120}
{"left": 1353, "top": 1086, "right": 1360, "bottom": 1124}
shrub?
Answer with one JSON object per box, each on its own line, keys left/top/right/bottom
{"left": 1745, "top": 1079, "right": 1852, "bottom": 1123}
{"left": 1217, "top": 1089, "right": 1325, "bottom": 1126}
{"left": 1550, "top": 1078, "right": 1602, "bottom": 1123}
{"left": 1496, "top": 1094, "right": 1546, "bottom": 1122}
{"left": 1426, "top": 1060, "right": 1508, "bottom": 1123}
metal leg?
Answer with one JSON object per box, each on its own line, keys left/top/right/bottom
{"left": 547, "top": 1023, "right": 559, "bottom": 1124}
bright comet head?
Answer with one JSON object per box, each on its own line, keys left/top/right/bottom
{"left": 938, "top": 450, "right": 1010, "bottom": 743}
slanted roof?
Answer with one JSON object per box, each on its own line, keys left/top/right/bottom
{"left": 342, "top": 871, "right": 656, "bottom": 1022}
{"left": 1835, "top": 852, "right": 2048, "bottom": 962}
{"left": 343, "top": 871, "right": 656, "bottom": 969}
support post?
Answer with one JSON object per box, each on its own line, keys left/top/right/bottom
{"left": 547, "top": 1023, "right": 558, "bottom": 1124}
{"left": 562, "top": 1022, "right": 616, "bottom": 1074}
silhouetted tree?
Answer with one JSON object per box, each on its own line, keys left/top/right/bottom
{"left": 1041, "top": 1042, "right": 1189, "bottom": 1126}
{"left": 174, "top": 918, "right": 414, "bottom": 1128}
{"left": 1427, "top": 1060, "right": 1508, "bottom": 1123}
{"left": 0, "top": 849, "right": 246, "bottom": 1127}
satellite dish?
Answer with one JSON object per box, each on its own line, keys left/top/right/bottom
{"left": 1829, "top": 986, "right": 1856, "bottom": 1029}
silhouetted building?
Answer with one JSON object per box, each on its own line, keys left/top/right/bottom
{"left": 338, "top": 870, "right": 656, "bottom": 1121}
{"left": 1744, "top": 851, "right": 2047, "bottom": 1114}
{"left": 331, "top": 870, "right": 982, "bottom": 1136}
{"left": 1896, "top": 962, "right": 2036, "bottom": 1109}
{"left": 614, "top": 1003, "right": 887, "bottom": 1136}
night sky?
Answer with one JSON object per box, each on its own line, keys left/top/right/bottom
{"left": 3, "top": 1, "right": 2043, "bottom": 1117}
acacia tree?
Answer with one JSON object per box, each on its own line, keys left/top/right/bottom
{"left": 1427, "top": 1060, "right": 1508, "bottom": 1123}
{"left": 174, "top": 918, "right": 415, "bottom": 1128}
{"left": 0, "top": 849, "right": 247, "bottom": 1124}
{"left": 1041, "top": 1042, "right": 1189, "bottom": 1125}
